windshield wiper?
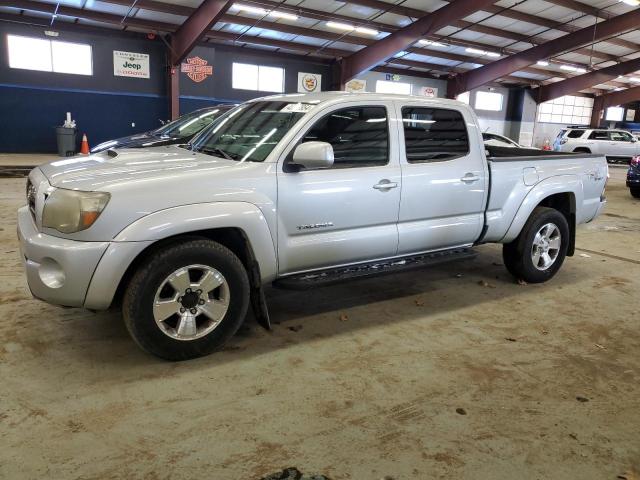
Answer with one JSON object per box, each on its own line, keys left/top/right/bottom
{"left": 198, "top": 146, "right": 239, "bottom": 160}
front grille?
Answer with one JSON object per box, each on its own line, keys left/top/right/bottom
{"left": 26, "top": 179, "right": 36, "bottom": 220}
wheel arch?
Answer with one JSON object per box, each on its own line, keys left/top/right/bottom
{"left": 502, "top": 176, "right": 581, "bottom": 254}
{"left": 84, "top": 202, "right": 277, "bottom": 311}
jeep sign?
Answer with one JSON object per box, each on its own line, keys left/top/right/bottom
{"left": 114, "top": 51, "right": 150, "bottom": 79}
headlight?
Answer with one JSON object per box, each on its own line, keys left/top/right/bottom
{"left": 42, "top": 189, "right": 110, "bottom": 233}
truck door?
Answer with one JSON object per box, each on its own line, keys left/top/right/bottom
{"left": 276, "top": 102, "right": 401, "bottom": 274}
{"left": 395, "top": 103, "right": 488, "bottom": 254}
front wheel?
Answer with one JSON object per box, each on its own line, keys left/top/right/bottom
{"left": 503, "top": 207, "right": 569, "bottom": 283}
{"left": 631, "top": 188, "right": 640, "bottom": 199}
{"left": 122, "top": 239, "right": 250, "bottom": 360}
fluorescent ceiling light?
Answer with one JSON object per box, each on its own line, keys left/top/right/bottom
{"left": 465, "top": 47, "right": 500, "bottom": 57}
{"left": 537, "top": 60, "right": 549, "bottom": 66}
{"left": 326, "top": 22, "right": 377, "bottom": 35}
{"left": 560, "top": 65, "right": 586, "bottom": 73}
{"left": 269, "top": 11, "right": 298, "bottom": 20}
{"left": 327, "top": 21, "right": 355, "bottom": 31}
{"left": 620, "top": 0, "right": 639, "bottom": 6}
{"left": 234, "top": 4, "right": 267, "bottom": 14}
{"left": 355, "top": 26, "right": 379, "bottom": 35}
{"left": 419, "top": 39, "right": 447, "bottom": 47}
{"left": 630, "top": 77, "right": 640, "bottom": 82}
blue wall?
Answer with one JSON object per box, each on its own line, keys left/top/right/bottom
{"left": 0, "top": 19, "right": 331, "bottom": 153}
{"left": 0, "top": 85, "right": 167, "bottom": 152}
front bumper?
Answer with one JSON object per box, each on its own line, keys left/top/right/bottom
{"left": 627, "top": 170, "right": 640, "bottom": 188}
{"left": 17, "top": 206, "right": 109, "bottom": 307}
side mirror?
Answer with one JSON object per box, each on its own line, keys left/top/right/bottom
{"left": 291, "top": 141, "right": 334, "bottom": 170}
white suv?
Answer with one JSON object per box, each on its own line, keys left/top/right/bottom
{"left": 554, "top": 128, "right": 640, "bottom": 163}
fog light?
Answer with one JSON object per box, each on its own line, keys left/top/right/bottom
{"left": 39, "top": 258, "right": 65, "bottom": 289}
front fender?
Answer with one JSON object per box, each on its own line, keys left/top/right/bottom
{"left": 84, "top": 202, "right": 277, "bottom": 310}
{"left": 501, "top": 175, "right": 582, "bottom": 243}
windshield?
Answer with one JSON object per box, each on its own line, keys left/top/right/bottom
{"left": 191, "top": 101, "right": 314, "bottom": 162}
{"left": 155, "top": 108, "right": 228, "bottom": 138}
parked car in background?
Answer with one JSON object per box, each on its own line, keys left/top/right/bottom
{"left": 627, "top": 155, "right": 640, "bottom": 198}
{"left": 482, "top": 132, "right": 536, "bottom": 149}
{"left": 19, "top": 93, "right": 608, "bottom": 360}
{"left": 554, "top": 127, "right": 640, "bottom": 163}
{"left": 91, "top": 105, "right": 234, "bottom": 153}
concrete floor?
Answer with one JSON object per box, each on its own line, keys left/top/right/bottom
{"left": 1, "top": 166, "right": 639, "bottom": 480}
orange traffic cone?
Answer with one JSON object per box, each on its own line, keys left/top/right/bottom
{"left": 80, "top": 133, "right": 90, "bottom": 155}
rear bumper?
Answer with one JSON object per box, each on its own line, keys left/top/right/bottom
{"left": 627, "top": 171, "right": 640, "bottom": 188}
{"left": 17, "top": 206, "right": 109, "bottom": 307}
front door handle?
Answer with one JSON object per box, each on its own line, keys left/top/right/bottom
{"left": 373, "top": 179, "right": 398, "bottom": 191}
{"left": 460, "top": 173, "right": 480, "bottom": 183}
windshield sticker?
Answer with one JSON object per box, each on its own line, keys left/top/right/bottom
{"left": 280, "top": 103, "right": 315, "bottom": 113}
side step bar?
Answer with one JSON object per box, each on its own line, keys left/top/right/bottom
{"left": 273, "top": 247, "right": 476, "bottom": 290}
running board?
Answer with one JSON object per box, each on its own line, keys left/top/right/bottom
{"left": 273, "top": 248, "right": 476, "bottom": 290}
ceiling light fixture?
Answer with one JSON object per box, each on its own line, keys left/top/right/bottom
{"left": 234, "top": 4, "right": 267, "bottom": 14}
{"left": 465, "top": 47, "right": 500, "bottom": 58}
{"left": 537, "top": 60, "right": 549, "bottom": 66}
{"left": 620, "top": 0, "right": 639, "bottom": 6}
{"left": 630, "top": 77, "right": 640, "bottom": 82}
{"left": 355, "top": 26, "right": 379, "bottom": 35}
{"left": 326, "top": 21, "right": 377, "bottom": 35}
{"left": 560, "top": 65, "right": 587, "bottom": 73}
{"left": 419, "top": 39, "right": 447, "bottom": 47}
{"left": 269, "top": 11, "right": 298, "bottom": 20}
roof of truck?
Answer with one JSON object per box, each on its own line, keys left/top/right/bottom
{"left": 249, "top": 91, "right": 467, "bottom": 107}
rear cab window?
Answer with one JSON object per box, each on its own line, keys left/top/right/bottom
{"left": 401, "top": 106, "right": 469, "bottom": 162}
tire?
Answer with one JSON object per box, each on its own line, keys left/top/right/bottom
{"left": 631, "top": 188, "right": 640, "bottom": 199}
{"left": 122, "top": 239, "right": 250, "bottom": 360}
{"left": 502, "top": 207, "right": 569, "bottom": 284}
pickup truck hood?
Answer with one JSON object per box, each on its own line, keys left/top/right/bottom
{"left": 38, "top": 146, "right": 239, "bottom": 191}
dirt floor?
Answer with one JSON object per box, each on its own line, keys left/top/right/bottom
{"left": 1, "top": 166, "right": 639, "bottom": 480}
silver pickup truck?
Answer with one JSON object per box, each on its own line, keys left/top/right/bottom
{"left": 18, "top": 92, "right": 608, "bottom": 360}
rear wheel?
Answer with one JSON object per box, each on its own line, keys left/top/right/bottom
{"left": 123, "top": 239, "right": 250, "bottom": 360}
{"left": 631, "top": 188, "right": 640, "bottom": 198}
{"left": 503, "top": 207, "right": 569, "bottom": 283}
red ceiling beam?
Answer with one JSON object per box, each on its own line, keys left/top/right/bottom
{"left": 537, "top": 58, "right": 640, "bottom": 103}
{"left": 343, "top": 0, "right": 640, "bottom": 52}
{"left": 339, "top": 0, "right": 498, "bottom": 84}
{"left": 599, "top": 85, "right": 640, "bottom": 109}
{"left": 169, "top": 0, "right": 233, "bottom": 65}
{"left": 447, "top": 8, "right": 640, "bottom": 98}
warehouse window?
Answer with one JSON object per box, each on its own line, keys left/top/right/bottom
{"left": 301, "top": 106, "right": 389, "bottom": 168}
{"left": 537, "top": 95, "right": 593, "bottom": 125}
{"left": 7, "top": 35, "right": 92, "bottom": 76}
{"left": 456, "top": 92, "right": 470, "bottom": 104}
{"left": 401, "top": 107, "right": 469, "bottom": 162}
{"left": 475, "top": 91, "right": 503, "bottom": 111}
{"left": 232, "top": 63, "right": 284, "bottom": 93}
{"left": 375, "top": 80, "right": 412, "bottom": 95}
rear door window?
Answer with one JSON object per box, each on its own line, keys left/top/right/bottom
{"left": 401, "top": 107, "right": 469, "bottom": 162}
{"left": 609, "top": 131, "right": 634, "bottom": 142}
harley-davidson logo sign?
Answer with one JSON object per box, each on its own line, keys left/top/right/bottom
{"left": 181, "top": 56, "right": 213, "bottom": 83}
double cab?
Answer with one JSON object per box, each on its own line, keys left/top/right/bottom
{"left": 18, "top": 92, "right": 608, "bottom": 360}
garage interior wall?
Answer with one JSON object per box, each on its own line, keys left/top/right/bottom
{"left": 0, "top": 22, "right": 332, "bottom": 153}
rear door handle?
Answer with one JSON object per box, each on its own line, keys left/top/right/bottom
{"left": 373, "top": 179, "right": 398, "bottom": 191}
{"left": 461, "top": 173, "right": 480, "bottom": 183}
